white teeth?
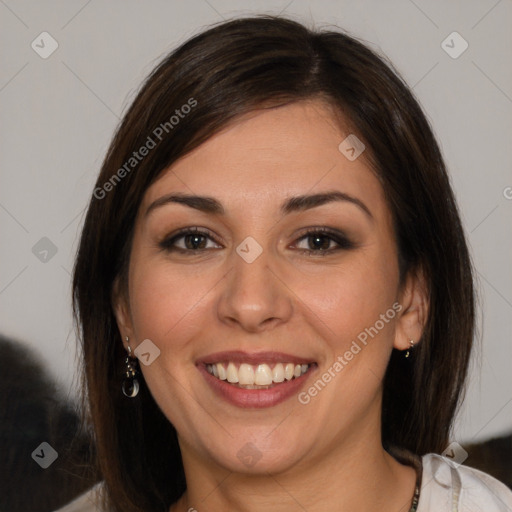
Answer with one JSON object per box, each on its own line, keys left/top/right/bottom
{"left": 238, "top": 363, "right": 255, "bottom": 385}
{"left": 272, "top": 363, "right": 285, "bottom": 383}
{"left": 254, "top": 364, "right": 273, "bottom": 385}
{"left": 206, "top": 361, "right": 311, "bottom": 386}
{"left": 216, "top": 363, "right": 227, "bottom": 380}
{"left": 226, "top": 362, "right": 239, "bottom": 383}
{"left": 284, "top": 363, "right": 295, "bottom": 380}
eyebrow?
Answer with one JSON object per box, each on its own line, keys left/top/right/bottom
{"left": 145, "top": 191, "right": 373, "bottom": 220}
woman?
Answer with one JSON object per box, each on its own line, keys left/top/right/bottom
{"left": 68, "top": 15, "right": 512, "bottom": 512}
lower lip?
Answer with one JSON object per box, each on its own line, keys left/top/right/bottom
{"left": 198, "top": 364, "right": 316, "bottom": 409}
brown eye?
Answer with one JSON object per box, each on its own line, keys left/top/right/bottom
{"left": 182, "top": 233, "right": 208, "bottom": 250}
{"left": 294, "top": 228, "right": 354, "bottom": 255}
{"left": 159, "top": 228, "right": 221, "bottom": 253}
{"left": 305, "top": 234, "right": 333, "bottom": 251}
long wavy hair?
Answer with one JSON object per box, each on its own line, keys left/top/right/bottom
{"left": 72, "top": 15, "right": 475, "bottom": 512}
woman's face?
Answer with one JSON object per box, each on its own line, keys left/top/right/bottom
{"left": 115, "top": 100, "right": 423, "bottom": 475}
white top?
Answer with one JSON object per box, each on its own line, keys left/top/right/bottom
{"left": 417, "top": 453, "right": 512, "bottom": 511}
{"left": 54, "top": 453, "right": 512, "bottom": 511}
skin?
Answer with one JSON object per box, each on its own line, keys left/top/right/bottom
{"left": 114, "top": 99, "right": 428, "bottom": 512}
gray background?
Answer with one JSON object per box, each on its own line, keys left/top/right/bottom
{"left": 1, "top": 0, "right": 511, "bottom": 444}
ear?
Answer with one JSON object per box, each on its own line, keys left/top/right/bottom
{"left": 111, "top": 277, "right": 134, "bottom": 351}
{"left": 394, "top": 267, "right": 429, "bottom": 351}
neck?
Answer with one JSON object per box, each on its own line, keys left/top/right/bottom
{"left": 170, "top": 416, "right": 417, "bottom": 512}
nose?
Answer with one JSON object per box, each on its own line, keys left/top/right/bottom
{"left": 216, "top": 246, "right": 293, "bottom": 333}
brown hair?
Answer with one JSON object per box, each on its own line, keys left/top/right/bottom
{"left": 72, "top": 15, "right": 475, "bottom": 511}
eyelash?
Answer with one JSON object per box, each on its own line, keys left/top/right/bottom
{"left": 158, "top": 227, "right": 354, "bottom": 257}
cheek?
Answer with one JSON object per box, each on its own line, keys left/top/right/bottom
{"left": 289, "top": 248, "right": 399, "bottom": 346}
{"left": 127, "top": 255, "right": 217, "bottom": 347}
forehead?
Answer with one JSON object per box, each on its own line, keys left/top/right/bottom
{"left": 142, "top": 100, "right": 387, "bottom": 217}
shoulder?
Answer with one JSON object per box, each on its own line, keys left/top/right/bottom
{"left": 52, "top": 483, "right": 104, "bottom": 512}
{"left": 417, "top": 453, "right": 512, "bottom": 512}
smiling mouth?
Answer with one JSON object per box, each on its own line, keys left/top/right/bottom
{"left": 205, "top": 361, "right": 314, "bottom": 389}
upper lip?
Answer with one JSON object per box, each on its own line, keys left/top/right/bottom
{"left": 196, "top": 350, "right": 315, "bottom": 366}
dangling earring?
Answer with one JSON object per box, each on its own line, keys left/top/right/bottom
{"left": 405, "top": 339, "right": 415, "bottom": 358}
{"left": 122, "top": 336, "right": 140, "bottom": 398}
